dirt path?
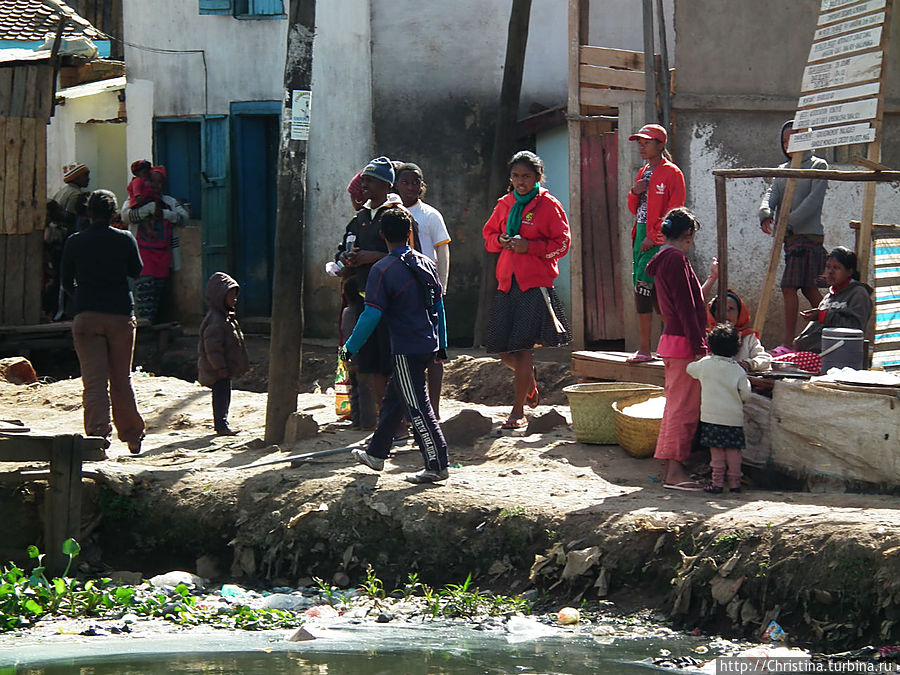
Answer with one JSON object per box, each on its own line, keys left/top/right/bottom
{"left": 3, "top": 355, "right": 900, "bottom": 651}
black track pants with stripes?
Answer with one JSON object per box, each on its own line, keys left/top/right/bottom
{"left": 366, "top": 352, "right": 448, "bottom": 472}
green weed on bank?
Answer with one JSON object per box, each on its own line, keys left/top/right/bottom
{"left": 0, "top": 540, "right": 304, "bottom": 633}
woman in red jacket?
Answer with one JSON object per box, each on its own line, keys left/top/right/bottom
{"left": 483, "top": 151, "right": 571, "bottom": 430}
{"left": 627, "top": 124, "right": 685, "bottom": 363}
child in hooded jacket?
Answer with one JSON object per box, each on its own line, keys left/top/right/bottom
{"left": 198, "top": 272, "right": 249, "bottom": 435}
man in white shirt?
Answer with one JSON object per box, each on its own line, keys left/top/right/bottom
{"left": 394, "top": 162, "right": 451, "bottom": 416}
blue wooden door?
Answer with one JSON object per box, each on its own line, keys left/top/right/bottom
{"left": 231, "top": 103, "right": 279, "bottom": 317}
{"left": 153, "top": 120, "right": 202, "bottom": 213}
{"left": 201, "top": 115, "right": 231, "bottom": 283}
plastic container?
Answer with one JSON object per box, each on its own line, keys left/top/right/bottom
{"left": 563, "top": 382, "right": 663, "bottom": 444}
{"left": 820, "top": 327, "right": 864, "bottom": 372}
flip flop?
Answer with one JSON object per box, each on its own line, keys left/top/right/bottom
{"left": 663, "top": 481, "right": 704, "bottom": 492}
{"left": 525, "top": 367, "right": 540, "bottom": 409}
{"left": 768, "top": 345, "right": 794, "bottom": 357}
{"left": 626, "top": 352, "right": 653, "bottom": 364}
{"left": 501, "top": 416, "right": 527, "bottom": 430}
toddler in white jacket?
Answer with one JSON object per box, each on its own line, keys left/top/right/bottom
{"left": 687, "top": 323, "right": 751, "bottom": 494}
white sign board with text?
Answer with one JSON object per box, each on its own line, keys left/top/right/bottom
{"left": 793, "top": 97, "right": 879, "bottom": 128}
{"left": 290, "top": 90, "right": 311, "bottom": 141}
{"left": 818, "top": 0, "right": 886, "bottom": 25}
{"left": 808, "top": 26, "right": 882, "bottom": 61}
{"left": 801, "top": 50, "right": 882, "bottom": 91}
{"left": 787, "top": 122, "right": 876, "bottom": 152}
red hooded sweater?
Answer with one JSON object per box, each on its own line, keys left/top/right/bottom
{"left": 627, "top": 158, "right": 685, "bottom": 245}
{"left": 482, "top": 188, "right": 570, "bottom": 292}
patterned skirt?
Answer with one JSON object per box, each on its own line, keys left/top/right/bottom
{"left": 699, "top": 422, "right": 746, "bottom": 450}
{"left": 133, "top": 276, "right": 167, "bottom": 324}
{"left": 485, "top": 277, "right": 571, "bottom": 353}
{"left": 781, "top": 238, "right": 827, "bottom": 289}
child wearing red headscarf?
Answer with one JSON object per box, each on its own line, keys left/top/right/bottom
{"left": 707, "top": 291, "right": 771, "bottom": 372}
{"left": 127, "top": 160, "right": 160, "bottom": 209}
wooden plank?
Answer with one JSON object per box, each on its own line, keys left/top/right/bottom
{"left": 46, "top": 435, "right": 80, "bottom": 575}
{"left": 801, "top": 50, "right": 881, "bottom": 91}
{"left": 2, "top": 234, "right": 25, "bottom": 324}
{"left": 581, "top": 134, "right": 601, "bottom": 340}
{"left": 9, "top": 68, "right": 25, "bottom": 118}
{"left": 34, "top": 121, "right": 46, "bottom": 232}
{"left": 0, "top": 68, "right": 13, "bottom": 117}
{"left": 792, "top": 97, "right": 879, "bottom": 128}
{"left": 3, "top": 117, "right": 21, "bottom": 235}
{"left": 0, "top": 235, "right": 6, "bottom": 321}
{"left": 602, "top": 131, "right": 623, "bottom": 338}
{"left": 580, "top": 87, "right": 645, "bottom": 108}
{"left": 22, "top": 67, "right": 39, "bottom": 118}
{"left": 808, "top": 27, "right": 882, "bottom": 62}
{"left": 568, "top": 0, "right": 585, "bottom": 350}
{"left": 819, "top": 0, "right": 885, "bottom": 26}
{"left": 713, "top": 166, "right": 900, "bottom": 180}
{"left": 753, "top": 153, "right": 804, "bottom": 335}
{"left": 580, "top": 65, "right": 646, "bottom": 90}
{"left": 856, "top": 0, "right": 892, "bottom": 283}
{"left": 24, "top": 230, "right": 43, "bottom": 325}
{"left": 815, "top": 10, "right": 885, "bottom": 40}
{"left": 798, "top": 81, "right": 879, "bottom": 107}
{"left": 18, "top": 118, "right": 37, "bottom": 235}
{"left": 34, "top": 66, "right": 54, "bottom": 119}
{"left": 571, "top": 350, "right": 666, "bottom": 387}
{"left": 579, "top": 45, "right": 644, "bottom": 70}
{"left": 0, "top": 117, "right": 6, "bottom": 235}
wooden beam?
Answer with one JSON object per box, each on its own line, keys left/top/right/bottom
{"left": 712, "top": 167, "right": 900, "bottom": 180}
{"left": 579, "top": 46, "right": 644, "bottom": 70}
{"left": 642, "top": 0, "right": 656, "bottom": 123}
{"left": 568, "top": 0, "right": 585, "bottom": 349}
{"left": 715, "top": 174, "right": 728, "bottom": 322}
{"left": 580, "top": 65, "right": 646, "bottom": 90}
{"left": 753, "top": 153, "right": 803, "bottom": 335}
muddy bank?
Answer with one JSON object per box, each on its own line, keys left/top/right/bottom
{"left": 2, "top": 363, "right": 900, "bottom": 652}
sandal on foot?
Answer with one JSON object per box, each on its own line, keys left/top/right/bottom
{"left": 704, "top": 484, "right": 724, "bottom": 494}
{"left": 663, "top": 481, "right": 704, "bottom": 492}
{"left": 500, "top": 416, "right": 527, "bottom": 430}
{"left": 626, "top": 352, "right": 653, "bottom": 364}
{"left": 526, "top": 368, "right": 540, "bottom": 409}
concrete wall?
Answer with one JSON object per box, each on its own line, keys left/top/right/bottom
{"left": 670, "top": 0, "right": 900, "bottom": 349}
{"left": 122, "top": 1, "right": 287, "bottom": 117}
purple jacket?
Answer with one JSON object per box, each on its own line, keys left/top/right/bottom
{"left": 646, "top": 245, "right": 708, "bottom": 356}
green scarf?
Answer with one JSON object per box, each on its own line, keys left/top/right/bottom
{"left": 505, "top": 184, "right": 540, "bottom": 237}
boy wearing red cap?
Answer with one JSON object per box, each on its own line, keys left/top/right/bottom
{"left": 626, "top": 124, "right": 685, "bottom": 363}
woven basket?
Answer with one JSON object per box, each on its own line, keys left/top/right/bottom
{"left": 563, "top": 382, "right": 663, "bottom": 444}
{"left": 612, "top": 391, "right": 666, "bottom": 458}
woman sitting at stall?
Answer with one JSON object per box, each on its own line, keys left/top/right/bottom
{"left": 707, "top": 291, "right": 771, "bottom": 372}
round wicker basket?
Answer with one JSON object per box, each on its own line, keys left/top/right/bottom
{"left": 563, "top": 382, "right": 663, "bottom": 444}
{"left": 612, "top": 391, "right": 666, "bottom": 458}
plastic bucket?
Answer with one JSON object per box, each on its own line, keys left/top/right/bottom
{"left": 820, "top": 327, "right": 864, "bottom": 372}
{"left": 563, "top": 382, "right": 663, "bottom": 444}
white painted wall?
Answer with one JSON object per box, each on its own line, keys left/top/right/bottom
{"left": 122, "top": 1, "right": 287, "bottom": 116}
{"left": 536, "top": 125, "right": 571, "bottom": 314}
{"left": 303, "top": 0, "right": 374, "bottom": 335}
{"left": 687, "top": 122, "right": 900, "bottom": 349}
{"left": 47, "top": 89, "right": 126, "bottom": 203}
{"left": 124, "top": 79, "right": 155, "bottom": 176}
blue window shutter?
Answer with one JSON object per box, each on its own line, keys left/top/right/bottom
{"left": 199, "top": 0, "right": 232, "bottom": 15}
{"left": 249, "top": 0, "right": 283, "bottom": 15}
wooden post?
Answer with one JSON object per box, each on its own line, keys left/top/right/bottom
{"left": 714, "top": 174, "right": 728, "bottom": 322}
{"left": 641, "top": 0, "right": 656, "bottom": 124}
{"left": 655, "top": 0, "right": 671, "bottom": 133}
{"left": 752, "top": 152, "right": 803, "bottom": 335}
{"left": 567, "top": 0, "right": 586, "bottom": 349}
{"left": 45, "top": 434, "right": 80, "bottom": 576}
{"left": 472, "top": 0, "right": 532, "bottom": 347}
{"left": 265, "top": 0, "right": 316, "bottom": 444}
{"left": 856, "top": 0, "right": 892, "bottom": 283}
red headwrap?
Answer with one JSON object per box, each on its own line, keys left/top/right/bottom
{"left": 346, "top": 170, "right": 364, "bottom": 205}
{"left": 707, "top": 290, "right": 758, "bottom": 337}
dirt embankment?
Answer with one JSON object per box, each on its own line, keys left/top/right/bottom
{"left": 2, "top": 348, "right": 900, "bottom": 651}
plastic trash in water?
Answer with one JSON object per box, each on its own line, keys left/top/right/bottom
{"left": 762, "top": 620, "right": 785, "bottom": 643}
{"left": 304, "top": 604, "right": 340, "bottom": 622}
{"left": 505, "top": 615, "right": 558, "bottom": 643}
{"left": 557, "top": 607, "right": 580, "bottom": 625}
{"left": 220, "top": 584, "right": 251, "bottom": 603}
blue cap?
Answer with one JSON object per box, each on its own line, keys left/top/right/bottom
{"left": 361, "top": 156, "right": 395, "bottom": 185}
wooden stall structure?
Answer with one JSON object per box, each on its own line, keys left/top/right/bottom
{"left": 567, "top": 0, "right": 673, "bottom": 349}
{"left": 0, "top": 423, "right": 107, "bottom": 575}
{"left": 0, "top": 51, "right": 55, "bottom": 327}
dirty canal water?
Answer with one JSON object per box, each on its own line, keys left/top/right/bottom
{"left": 6, "top": 619, "right": 717, "bottom": 674}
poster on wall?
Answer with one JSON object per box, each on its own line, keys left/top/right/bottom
{"left": 291, "top": 90, "right": 311, "bottom": 141}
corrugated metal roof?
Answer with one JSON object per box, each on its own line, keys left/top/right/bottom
{"left": 57, "top": 74, "right": 125, "bottom": 99}
{"left": 0, "top": 0, "right": 101, "bottom": 43}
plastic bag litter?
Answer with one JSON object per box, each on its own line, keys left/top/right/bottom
{"left": 505, "top": 615, "right": 558, "bottom": 643}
